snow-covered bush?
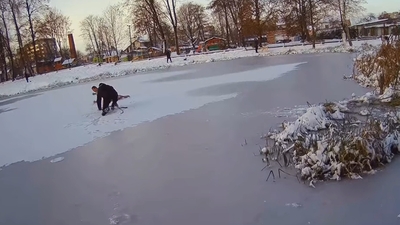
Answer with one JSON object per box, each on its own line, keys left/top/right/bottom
{"left": 353, "top": 40, "right": 400, "bottom": 94}
{"left": 262, "top": 97, "right": 400, "bottom": 184}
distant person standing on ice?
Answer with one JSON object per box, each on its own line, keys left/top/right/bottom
{"left": 254, "top": 38, "right": 259, "bottom": 53}
{"left": 92, "top": 83, "right": 121, "bottom": 116}
{"left": 166, "top": 49, "right": 172, "bottom": 63}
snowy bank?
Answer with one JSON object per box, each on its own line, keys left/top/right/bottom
{"left": 0, "top": 39, "right": 382, "bottom": 98}
{"left": 352, "top": 40, "right": 400, "bottom": 96}
{"left": 263, "top": 91, "right": 400, "bottom": 186}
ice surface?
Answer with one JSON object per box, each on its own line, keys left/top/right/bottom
{"left": 0, "top": 39, "right": 381, "bottom": 97}
{"left": 0, "top": 63, "right": 304, "bottom": 166}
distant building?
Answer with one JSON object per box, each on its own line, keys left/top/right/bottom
{"left": 124, "top": 37, "right": 151, "bottom": 54}
{"left": 197, "top": 37, "right": 227, "bottom": 52}
{"left": 123, "top": 37, "right": 152, "bottom": 61}
{"left": 22, "top": 38, "right": 59, "bottom": 74}
{"left": 351, "top": 18, "right": 400, "bottom": 37}
{"left": 22, "top": 38, "right": 58, "bottom": 64}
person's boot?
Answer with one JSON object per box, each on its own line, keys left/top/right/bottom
{"left": 102, "top": 107, "right": 110, "bottom": 116}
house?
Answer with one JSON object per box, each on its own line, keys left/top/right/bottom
{"left": 54, "top": 57, "right": 63, "bottom": 70}
{"left": 62, "top": 58, "right": 76, "bottom": 68}
{"left": 148, "top": 47, "right": 163, "bottom": 57}
{"left": 351, "top": 18, "right": 400, "bottom": 37}
{"left": 124, "top": 37, "right": 151, "bottom": 54}
{"left": 197, "top": 37, "right": 227, "bottom": 52}
{"left": 103, "top": 50, "right": 119, "bottom": 63}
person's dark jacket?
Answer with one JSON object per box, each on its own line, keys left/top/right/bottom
{"left": 254, "top": 39, "right": 259, "bottom": 48}
{"left": 97, "top": 83, "right": 118, "bottom": 110}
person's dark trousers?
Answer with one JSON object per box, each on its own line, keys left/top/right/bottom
{"left": 255, "top": 46, "right": 258, "bottom": 53}
{"left": 111, "top": 94, "right": 119, "bottom": 109}
{"left": 103, "top": 97, "right": 111, "bottom": 111}
{"left": 167, "top": 56, "right": 172, "bottom": 63}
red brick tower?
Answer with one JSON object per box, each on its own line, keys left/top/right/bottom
{"left": 68, "top": 34, "right": 77, "bottom": 59}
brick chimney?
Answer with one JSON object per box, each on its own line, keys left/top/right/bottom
{"left": 68, "top": 34, "right": 77, "bottom": 59}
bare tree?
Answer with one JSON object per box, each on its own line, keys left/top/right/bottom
{"left": 80, "top": 15, "right": 101, "bottom": 58}
{"left": 126, "top": 0, "right": 167, "bottom": 51}
{"left": 99, "top": 19, "right": 112, "bottom": 56}
{"left": 0, "top": 1, "right": 15, "bottom": 79}
{"left": 334, "top": 0, "right": 365, "bottom": 46}
{"left": 103, "top": 4, "right": 125, "bottom": 57}
{"left": 24, "top": 0, "right": 48, "bottom": 68}
{"left": 0, "top": 31, "right": 7, "bottom": 81}
{"left": 208, "top": 0, "right": 231, "bottom": 45}
{"left": 7, "top": 0, "right": 32, "bottom": 76}
{"left": 177, "top": 2, "right": 206, "bottom": 49}
{"left": 253, "top": 0, "right": 279, "bottom": 43}
{"left": 129, "top": 0, "right": 154, "bottom": 45}
{"left": 162, "top": 0, "right": 179, "bottom": 54}
{"left": 280, "top": 0, "right": 310, "bottom": 41}
{"left": 307, "top": 0, "right": 332, "bottom": 48}
{"left": 36, "top": 7, "right": 71, "bottom": 57}
{"left": 358, "top": 12, "right": 376, "bottom": 22}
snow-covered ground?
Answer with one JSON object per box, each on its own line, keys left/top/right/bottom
{"left": 0, "top": 62, "right": 304, "bottom": 167}
{"left": 0, "top": 39, "right": 382, "bottom": 98}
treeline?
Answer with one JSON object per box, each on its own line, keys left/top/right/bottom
{"left": 0, "top": 0, "right": 72, "bottom": 81}
{"left": 81, "top": 0, "right": 371, "bottom": 57}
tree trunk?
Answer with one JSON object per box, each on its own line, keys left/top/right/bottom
{"left": 254, "top": 0, "right": 264, "bottom": 46}
{"left": 26, "top": 0, "right": 38, "bottom": 73}
{"left": 173, "top": 26, "right": 179, "bottom": 55}
{"left": 338, "top": 0, "right": 352, "bottom": 46}
{"left": 171, "top": 1, "right": 180, "bottom": 55}
{"left": 147, "top": 0, "right": 166, "bottom": 53}
{"left": 308, "top": 0, "right": 316, "bottom": 48}
{"left": 228, "top": 3, "right": 240, "bottom": 45}
{"left": 89, "top": 26, "right": 100, "bottom": 58}
{"left": 223, "top": 2, "right": 230, "bottom": 46}
{"left": 343, "top": 1, "right": 352, "bottom": 46}
{"left": 88, "top": 32, "right": 96, "bottom": 56}
{"left": 57, "top": 39, "right": 63, "bottom": 57}
{"left": 0, "top": 33, "right": 7, "bottom": 81}
{"left": 10, "top": 1, "right": 30, "bottom": 76}
{"left": 1, "top": 10, "right": 15, "bottom": 79}
{"left": 301, "top": 0, "right": 310, "bottom": 41}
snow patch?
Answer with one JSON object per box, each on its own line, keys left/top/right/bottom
{"left": 50, "top": 157, "right": 64, "bottom": 163}
{"left": 285, "top": 203, "right": 302, "bottom": 208}
{"left": 270, "top": 102, "right": 348, "bottom": 142}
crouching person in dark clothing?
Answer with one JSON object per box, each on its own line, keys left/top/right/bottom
{"left": 92, "top": 83, "right": 119, "bottom": 116}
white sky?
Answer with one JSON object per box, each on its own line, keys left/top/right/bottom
{"left": 48, "top": 0, "right": 399, "bottom": 52}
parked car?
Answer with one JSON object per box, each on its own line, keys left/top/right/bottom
{"left": 276, "top": 39, "right": 292, "bottom": 44}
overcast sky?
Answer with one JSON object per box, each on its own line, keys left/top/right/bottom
{"left": 48, "top": 0, "right": 399, "bottom": 53}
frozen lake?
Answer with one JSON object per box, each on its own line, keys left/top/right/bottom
{"left": 1, "top": 53, "right": 398, "bottom": 225}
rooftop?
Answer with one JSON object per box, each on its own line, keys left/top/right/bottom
{"left": 352, "top": 18, "right": 389, "bottom": 27}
